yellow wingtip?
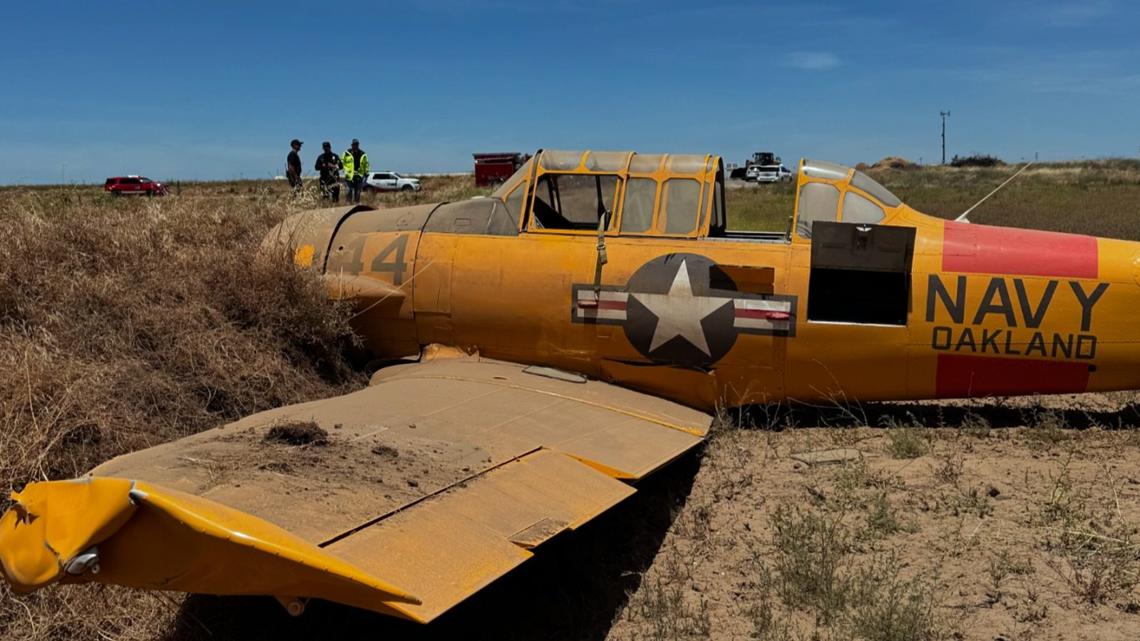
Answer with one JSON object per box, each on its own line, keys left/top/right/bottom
{"left": 0, "top": 478, "right": 422, "bottom": 613}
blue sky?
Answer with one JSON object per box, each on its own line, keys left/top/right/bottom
{"left": 2, "top": 0, "right": 1138, "bottom": 183}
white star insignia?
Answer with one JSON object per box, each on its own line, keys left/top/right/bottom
{"left": 631, "top": 259, "right": 731, "bottom": 356}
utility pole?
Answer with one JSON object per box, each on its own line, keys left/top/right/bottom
{"left": 940, "top": 111, "right": 951, "bottom": 165}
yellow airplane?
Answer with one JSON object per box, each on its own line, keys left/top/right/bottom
{"left": 1, "top": 150, "right": 1135, "bottom": 624}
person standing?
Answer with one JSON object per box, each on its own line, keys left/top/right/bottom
{"left": 314, "top": 141, "right": 342, "bottom": 203}
{"left": 342, "top": 138, "right": 370, "bottom": 204}
{"left": 286, "top": 139, "right": 303, "bottom": 197}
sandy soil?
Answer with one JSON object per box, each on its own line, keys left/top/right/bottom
{"left": 9, "top": 395, "right": 1140, "bottom": 641}
{"left": 607, "top": 393, "right": 1140, "bottom": 641}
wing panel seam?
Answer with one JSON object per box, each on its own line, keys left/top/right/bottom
{"left": 317, "top": 445, "right": 544, "bottom": 548}
{"left": 382, "top": 373, "right": 709, "bottom": 437}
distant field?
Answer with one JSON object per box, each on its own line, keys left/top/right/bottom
{"left": 11, "top": 159, "right": 1140, "bottom": 239}
{"left": 726, "top": 159, "right": 1140, "bottom": 238}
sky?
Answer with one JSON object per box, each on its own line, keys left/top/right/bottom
{"left": 2, "top": 0, "right": 1139, "bottom": 184}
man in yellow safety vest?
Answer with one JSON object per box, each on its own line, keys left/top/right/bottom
{"left": 342, "top": 138, "right": 370, "bottom": 204}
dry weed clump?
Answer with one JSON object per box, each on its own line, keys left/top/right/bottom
{"left": 1035, "top": 457, "right": 1140, "bottom": 604}
{"left": 0, "top": 186, "right": 368, "bottom": 639}
{"left": 762, "top": 502, "right": 948, "bottom": 640}
{"left": 844, "top": 555, "right": 942, "bottom": 641}
{"left": 769, "top": 504, "right": 851, "bottom": 621}
{"left": 0, "top": 583, "right": 181, "bottom": 641}
{"left": 0, "top": 188, "right": 364, "bottom": 493}
{"left": 619, "top": 573, "right": 711, "bottom": 641}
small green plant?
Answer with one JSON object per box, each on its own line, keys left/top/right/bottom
{"left": 960, "top": 412, "right": 991, "bottom": 438}
{"left": 770, "top": 504, "right": 851, "bottom": 623}
{"left": 884, "top": 428, "right": 928, "bottom": 459}
{"left": 985, "top": 551, "right": 1032, "bottom": 604}
{"left": 749, "top": 598, "right": 796, "bottom": 641}
{"left": 1039, "top": 455, "right": 1084, "bottom": 528}
{"left": 1050, "top": 538, "right": 1140, "bottom": 604}
{"left": 953, "top": 486, "right": 993, "bottom": 518}
{"left": 932, "top": 451, "right": 964, "bottom": 485}
{"left": 624, "top": 577, "right": 711, "bottom": 640}
{"left": 835, "top": 459, "right": 903, "bottom": 498}
{"left": 865, "top": 492, "right": 915, "bottom": 537}
{"left": 845, "top": 556, "right": 946, "bottom": 641}
{"left": 1024, "top": 407, "right": 1070, "bottom": 448}
{"left": 1040, "top": 467, "right": 1140, "bottom": 603}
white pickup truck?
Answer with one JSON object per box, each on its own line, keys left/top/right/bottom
{"left": 746, "top": 164, "right": 794, "bottom": 183}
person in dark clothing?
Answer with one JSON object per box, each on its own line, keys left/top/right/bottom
{"left": 286, "top": 139, "right": 303, "bottom": 196}
{"left": 314, "top": 141, "right": 342, "bottom": 203}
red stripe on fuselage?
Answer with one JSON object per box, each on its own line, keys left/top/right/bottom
{"left": 735, "top": 309, "right": 790, "bottom": 320}
{"left": 942, "top": 221, "right": 1098, "bottom": 278}
{"left": 935, "top": 354, "right": 1090, "bottom": 397}
{"left": 595, "top": 300, "right": 627, "bottom": 311}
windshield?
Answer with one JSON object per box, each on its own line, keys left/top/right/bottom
{"left": 801, "top": 159, "right": 900, "bottom": 207}
{"left": 491, "top": 157, "right": 533, "bottom": 200}
{"left": 850, "top": 169, "right": 900, "bottom": 207}
{"left": 801, "top": 159, "right": 850, "bottom": 181}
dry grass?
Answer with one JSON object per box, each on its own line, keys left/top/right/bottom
{"left": 877, "top": 159, "right": 1140, "bottom": 239}
{"left": 0, "top": 185, "right": 366, "bottom": 491}
{"left": 0, "top": 182, "right": 373, "bottom": 640}
{"left": 725, "top": 180, "right": 796, "bottom": 231}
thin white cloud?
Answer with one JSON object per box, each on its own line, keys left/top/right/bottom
{"left": 1041, "top": 0, "right": 1114, "bottom": 26}
{"left": 784, "top": 51, "right": 840, "bottom": 71}
{"left": 947, "top": 48, "right": 1140, "bottom": 97}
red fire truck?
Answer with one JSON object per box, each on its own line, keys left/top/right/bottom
{"left": 473, "top": 152, "right": 529, "bottom": 187}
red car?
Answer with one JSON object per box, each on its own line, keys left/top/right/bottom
{"left": 104, "top": 176, "right": 167, "bottom": 196}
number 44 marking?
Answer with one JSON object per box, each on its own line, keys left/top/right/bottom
{"left": 371, "top": 235, "right": 409, "bottom": 285}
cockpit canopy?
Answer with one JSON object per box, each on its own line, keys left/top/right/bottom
{"left": 488, "top": 151, "right": 904, "bottom": 240}
{"left": 794, "top": 160, "right": 902, "bottom": 238}
{"left": 492, "top": 150, "right": 721, "bottom": 238}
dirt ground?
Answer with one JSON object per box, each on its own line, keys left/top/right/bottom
{"left": 607, "top": 393, "right": 1140, "bottom": 641}
{"left": 17, "top": 395, "right": 1137, "bottom": 641}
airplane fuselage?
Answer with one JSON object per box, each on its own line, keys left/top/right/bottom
{"left": 280, "top": 153, "right": 1140, "bottom": 411}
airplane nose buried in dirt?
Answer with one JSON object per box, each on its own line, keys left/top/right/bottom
{"left": 262, "top": 204, "right": 381, "bottom": 271}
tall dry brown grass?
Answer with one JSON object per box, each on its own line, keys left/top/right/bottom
{"left": 0, "top": 185, "right": 366, "bottom": 490}
{"left": 0, "top": 184, "right": 371, "bottom": 641}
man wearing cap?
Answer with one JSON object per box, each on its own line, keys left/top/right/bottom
{"left": 286, "top": 139, "right": 303, "bottom": 197}
{"left": 342, "top": 138, "right": 370, "bottom": 204}
{"left": 314, "top": 141, "right": 342, "bottom": 203}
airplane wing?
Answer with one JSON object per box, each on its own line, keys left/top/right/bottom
{"left": 0, "top": 351, "right": 709, "bottom": 623}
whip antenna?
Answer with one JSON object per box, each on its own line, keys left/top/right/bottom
{"left": 956, "top": 162, "right": 1034, "bottom": 222}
